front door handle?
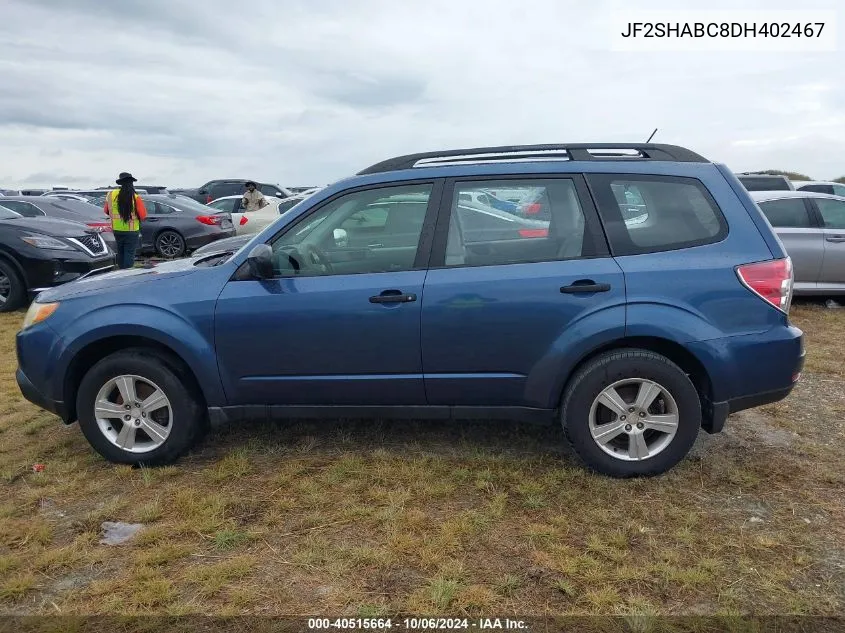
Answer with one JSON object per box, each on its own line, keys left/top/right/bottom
{"left": 369, "top": 290, "right": 417, "bottom": 304}
{"left": 826, "top": 235, "right": 845, "bottom": 243}
{"left": 560, "top": 280, "right": 611, "bottom": 294}
{"left": 146, "top": 217, "right": 159, "bottom": 222}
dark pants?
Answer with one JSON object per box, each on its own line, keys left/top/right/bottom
{"left": 113, "top": 231, "right": 140, "bottom": 269}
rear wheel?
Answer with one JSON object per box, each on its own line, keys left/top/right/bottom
{"left": 0, "top": 260, "right": 25, "bottom": 313}
{"left": 76, "top": 350, "right": 205, "bottom": 465}
{"left": 155, "top": 230, "right": 186, "bottom": 258}
{"left": 561, "top": 349, "right": 701, "bottom": 477}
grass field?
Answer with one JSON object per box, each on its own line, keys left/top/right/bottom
{"left": 0, "top": 302, "right": 843, "bottom": 617}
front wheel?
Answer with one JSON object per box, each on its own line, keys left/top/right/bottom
{"left": 0, "top": 259, "right": 25, "bottom": 313}
{"left": 155, "top": 230, "right": 186, "bottom": 258}
{"left": 76, "top": 350, "right": 205, "bottom": 465}
{"left": 561, "top": 349, "right": 701, "bottom": 478}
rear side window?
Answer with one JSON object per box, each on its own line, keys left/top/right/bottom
{"left": 757, "top": 198, "right": 813, "bottom": 228}
{"left": 587, "top": 174, "right": 727, "bottom": 256}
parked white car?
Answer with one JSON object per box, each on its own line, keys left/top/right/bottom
{"left": 207, "top": 195, "right": 286, "bottom": 235}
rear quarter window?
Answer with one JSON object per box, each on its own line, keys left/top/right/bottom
{"left": 587, "top": 174, "right": 727, "bottom": 256}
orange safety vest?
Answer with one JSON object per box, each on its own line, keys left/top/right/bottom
{"left": 108, "top": 190, "right": 142, "bottom": 232}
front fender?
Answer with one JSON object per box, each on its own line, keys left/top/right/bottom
{"left": 52, "top": 303, "right": 226, "bottom": 407}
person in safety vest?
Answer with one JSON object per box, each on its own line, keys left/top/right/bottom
{"left": 104, "top": 172, "right": 147, "bottom": 269}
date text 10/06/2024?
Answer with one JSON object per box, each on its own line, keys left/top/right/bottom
{"left": 308, "top": 618, "right": 529, "bottom": 630}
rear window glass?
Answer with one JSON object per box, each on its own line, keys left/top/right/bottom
{"left": 757, "top": 198, "right": 812, "bottom": 228}
{"left": 587, "top": 174, "right": 727, "bottom": 256}
{"left": 738, "top": 176, "right": 791, "bottom": 191}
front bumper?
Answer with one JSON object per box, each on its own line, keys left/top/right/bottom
{"left": 25, "top": 254, "right": 115, "bottom": 296}
{"left": 16, "top": 367, "right": 69, "bottom": 423}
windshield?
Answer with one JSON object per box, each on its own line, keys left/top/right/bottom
{"left": 48, "top": 199, "right": 104, "bottom": 218}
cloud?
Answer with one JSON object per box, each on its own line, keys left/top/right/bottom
{"left": 1, "top": 0, "right": 844, "bottom": 188}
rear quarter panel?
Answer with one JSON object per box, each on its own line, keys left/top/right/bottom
{"left": 609, "top": 164, "right": 790, "bottom": 402}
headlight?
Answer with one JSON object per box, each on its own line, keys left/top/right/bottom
{"left": 22, "top": 301, "right": 60, "bottom": 329}
{"left": 21, "top": 235, "right": 73, "bottom": 250}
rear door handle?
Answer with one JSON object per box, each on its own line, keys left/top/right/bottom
{"left": 826, "top": 235, "right": 845, "bottom": 243}
{"left": 560, "top": 280, "right": 611, "bottom": 294}
{"left": 369, "top": 290, "right": 417, "bottom": 304}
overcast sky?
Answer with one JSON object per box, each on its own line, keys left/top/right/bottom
{"left": 1, "top": 0, "right": 843, "bottom": 188}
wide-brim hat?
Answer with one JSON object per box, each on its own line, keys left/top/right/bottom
{"left": 116, "top": 172, "right": 137, "bottom": 184}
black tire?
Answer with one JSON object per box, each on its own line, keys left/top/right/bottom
{"left": 561, "top": 349, "right": 701, "bottom": 478}
{"left": 76, "top": 350, "right": 205, "bottom": 465}
{"left": 0, "top": 259, "right": 26, "bottom": 313}
{"left": 155, "top": 230, "right": 186, "bottom": 258}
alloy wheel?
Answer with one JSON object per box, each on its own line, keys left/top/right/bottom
{"left": 0, "top": 272, "right": 9, "bottom": 306}
{"left": 588, "top": 378, "right": 679, "bottom": 461}
{"left": 158, "top": 232, "right": 184, "bottom": 258}
{"left": 93, "top": 374, "right": 173, "bottom": 453}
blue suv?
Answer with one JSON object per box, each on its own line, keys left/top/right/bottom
{"left": 15, "top": 144, "right": 805, "bottom": 477}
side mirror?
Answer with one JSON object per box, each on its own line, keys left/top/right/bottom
{"left": 247, "top": 244, "right": 273, "bottom": 279}
{"left": 333, "top": 228, "right": 348, "bottom": 248}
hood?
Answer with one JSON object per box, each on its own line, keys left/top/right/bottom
{"left": 36, "top": 257, "right": 201, "bottom": 302}
{"left": 1, "top": 216, "right": 96, "bottom": 237}
{"left": 191, "top": 233, "right": 252, "bottom": 258}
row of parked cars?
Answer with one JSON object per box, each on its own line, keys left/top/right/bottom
{"left": 0, "top": 180, "right": 321, "bottom": 312}
{"left": 735, "top": 174, "right": 845, "bottom": 296}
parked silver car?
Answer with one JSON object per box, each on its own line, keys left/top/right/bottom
{"left": 751, "top": 191, "right": 845, "bottom": 295}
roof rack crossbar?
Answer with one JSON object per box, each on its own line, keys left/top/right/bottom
{"left": 357, "top": 143, "right": 708, "bottom": 175}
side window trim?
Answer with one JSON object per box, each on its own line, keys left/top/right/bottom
{"left": 428, "top": 174, "right": 608, "bottom": 269}
{"left": 802, "top": 197, "right": 824, "bottom": 229}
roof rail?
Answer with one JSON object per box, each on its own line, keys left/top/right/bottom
{"left": 357, "top": 143, "right": 708, "bottom": 175}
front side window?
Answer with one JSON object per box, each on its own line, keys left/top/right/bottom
{"left": 588, "top": 174, "right": 726, "bottom": 255}
{"left": 269, "top": 183, "right": 432, "bottom": 277}
{"left": 833, "top": 184, "right": 845, "bottom": 197}
{"left": 815, "top": 198, "right": 845, "bottom": 229}
{"left": 444, "top": 179, "right": 587, "bottom": 267}
{"left": 757, "top": 198, "right": 812, "bottom": 228}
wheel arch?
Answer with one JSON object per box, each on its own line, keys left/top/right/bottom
{"left": 63, "top": 335, "right": 207, "bottom": 424}
{"left": 558, "top": 336, "right": 714, "bottom": 426}
{"left": 0, "top": 250, "right": 29, "bottom": 288}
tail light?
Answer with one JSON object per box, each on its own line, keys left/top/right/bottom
{"left": 86, "top": 222, "right": 112, "bottom": 233}
{"left": 239, "top": 216, "right": 248, "bottom": 226}
{"left": 736, "top": 257, "right": 793, "bottom": 314}
{"left": 196, "top": 215, "right": 223, "bottom": 226}
{"left": 523, "top": 203, "right": 542, "bottom": 215}
{"left": 518, "top": 228, "right": 548, "bottom": 238}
